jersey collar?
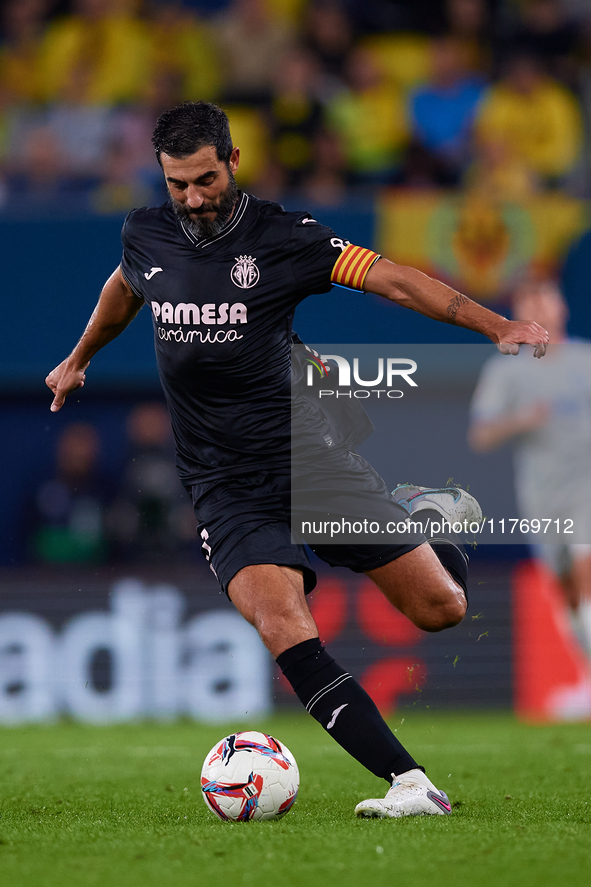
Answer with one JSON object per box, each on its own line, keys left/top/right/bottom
{"left": 177, "top": 191, "right": 250, "bottom": 249}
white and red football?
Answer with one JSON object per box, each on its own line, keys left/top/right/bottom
{"left": 201, "top": 731, "right": 299, "bottom": 822}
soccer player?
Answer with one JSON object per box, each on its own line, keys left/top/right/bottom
{"left": 469, "top": 280, "right": 591, "bottom": 664}
{"left": 46, "top": 102, "right": 548, "bottom": 818}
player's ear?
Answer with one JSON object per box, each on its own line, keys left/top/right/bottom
{"left": 229, "top": 147, "right": 240, "bottom": 174}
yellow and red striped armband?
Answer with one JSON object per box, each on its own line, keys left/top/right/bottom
{"left": 330, "top": 244, "right": 381, "bottom": 291}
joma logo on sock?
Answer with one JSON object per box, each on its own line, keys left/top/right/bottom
{"left": 326, "top": 704, "right": 348, "bottom": 729}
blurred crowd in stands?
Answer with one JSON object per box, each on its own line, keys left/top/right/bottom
{"left": 1, "top": 0, "right": 591, "bottom": 214}
{"left": 8, "top": 0, "right": 591, "bottom": 568}
{"left": 25, "top": 405, "right": 198, "bottom": 567}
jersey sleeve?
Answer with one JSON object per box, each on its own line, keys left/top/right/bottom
{"left": 120, "top": 211, "right": 147, "bottom": 300}
{"left": 287, "top": 214, "right": 380, "bottom": 297}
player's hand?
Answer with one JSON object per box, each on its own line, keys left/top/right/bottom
{"left": 494, "top": 320, "right": 549, "bottom": 359}
{"left": 45, "top": 358, "right": 90, "bottom": 412}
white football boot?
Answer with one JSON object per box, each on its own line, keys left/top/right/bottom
{"left": 355, "top": 769, "right": 452, "bottom": 818}
{"left": 392, "top": 484, "right": 482, "bottom": 525}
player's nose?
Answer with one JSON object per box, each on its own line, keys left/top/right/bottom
{"left": 186, "top": 187, "right": 204, "bottom": 209}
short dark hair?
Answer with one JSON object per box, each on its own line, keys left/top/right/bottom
{"left": 151, "top": 101, "right": 233, "bottom": 166}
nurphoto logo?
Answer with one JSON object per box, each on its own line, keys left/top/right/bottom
{"left": 306, "top": 354, "right": 418, "bottom": 400}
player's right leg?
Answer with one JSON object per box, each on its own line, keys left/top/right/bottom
{"left": 302, "top": 475, "right": 471, "bottom": 816}
{"left": 354, "top": 486, "right": 484, "bottom": 816}
{"left": 227, "top": 563, "right": 317, "bottom": 656}
{"left": 227, "top": 562, "right": 449, "bottom": 817}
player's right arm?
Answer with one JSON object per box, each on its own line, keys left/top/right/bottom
{"left": 45, "top": 266, "right": 143, "bottom": 412}
{"left": 468, "top": 402, "right": 550, "bottom": 452}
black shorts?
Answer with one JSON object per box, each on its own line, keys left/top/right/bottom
{"left": 188, "top": 452, "right": 425, "bottom": 596}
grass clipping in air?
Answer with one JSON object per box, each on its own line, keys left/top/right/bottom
{"left": 0, "top": 712, "right": 590, "bottom": 887}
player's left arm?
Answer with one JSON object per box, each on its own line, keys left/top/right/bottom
{"left": 363, "top": 257, "right": 549, "bottom": 357}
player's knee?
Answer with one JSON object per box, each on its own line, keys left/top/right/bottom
{"left": 254, "top": 611, "right": 289, "bottom": 648}
{"left": 252, "top": 603, "right": 315, "bottom": 655}
{"left": 415, "top": 589, "right": 467, "bottom": 632}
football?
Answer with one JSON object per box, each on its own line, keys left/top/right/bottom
{"left": 201, "top": 731, "right": 299, "bottom": 821}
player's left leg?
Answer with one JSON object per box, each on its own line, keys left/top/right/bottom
{"left": 362, "top": 482, "right": 486, "bottom": 631}
{"left": 561, "top": 546, "right": 591, "bottom": 658}
{"left": 570, "top": 548, "right": 591, "bottom": 657}
{"left": 365, "top": 541, "right": 467, "bottom": 631}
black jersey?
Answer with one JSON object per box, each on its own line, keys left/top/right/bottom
{"left": 120, "top": 193, "right": 377, "bottom": 484}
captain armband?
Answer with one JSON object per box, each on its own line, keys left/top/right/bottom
{"left": 330, "top": 244, "right": 381, "bottom": 291}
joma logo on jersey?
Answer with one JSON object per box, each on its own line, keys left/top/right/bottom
{"left": 231, "top": 255, "right": 259, "bottom": 289}
{"left": 151, "top": 301, "right": 248, "bottom": 325}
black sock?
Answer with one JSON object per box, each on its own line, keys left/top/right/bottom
{"left": 410, "top": 507, "right": 469, "bottom": 600}
{"left": 276, "top": 638, "right": 420, "bottom": 783}
{"left": 430, "top": 537, "right": 469, "bottom": 600}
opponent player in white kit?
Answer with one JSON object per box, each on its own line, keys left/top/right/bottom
{"left": 470, "top": 280, "right": 591, "bottom": 660}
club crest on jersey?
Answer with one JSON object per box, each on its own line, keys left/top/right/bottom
{"left": 231, "top": 255, "right": 259, "bottom": 289}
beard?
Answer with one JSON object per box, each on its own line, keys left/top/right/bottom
{"left": 170, "top": 169, "right": 238, "bottom": 239}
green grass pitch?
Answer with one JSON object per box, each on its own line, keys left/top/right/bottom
{"left": 1, "top": 712, "right": 590, "bottom": 887}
